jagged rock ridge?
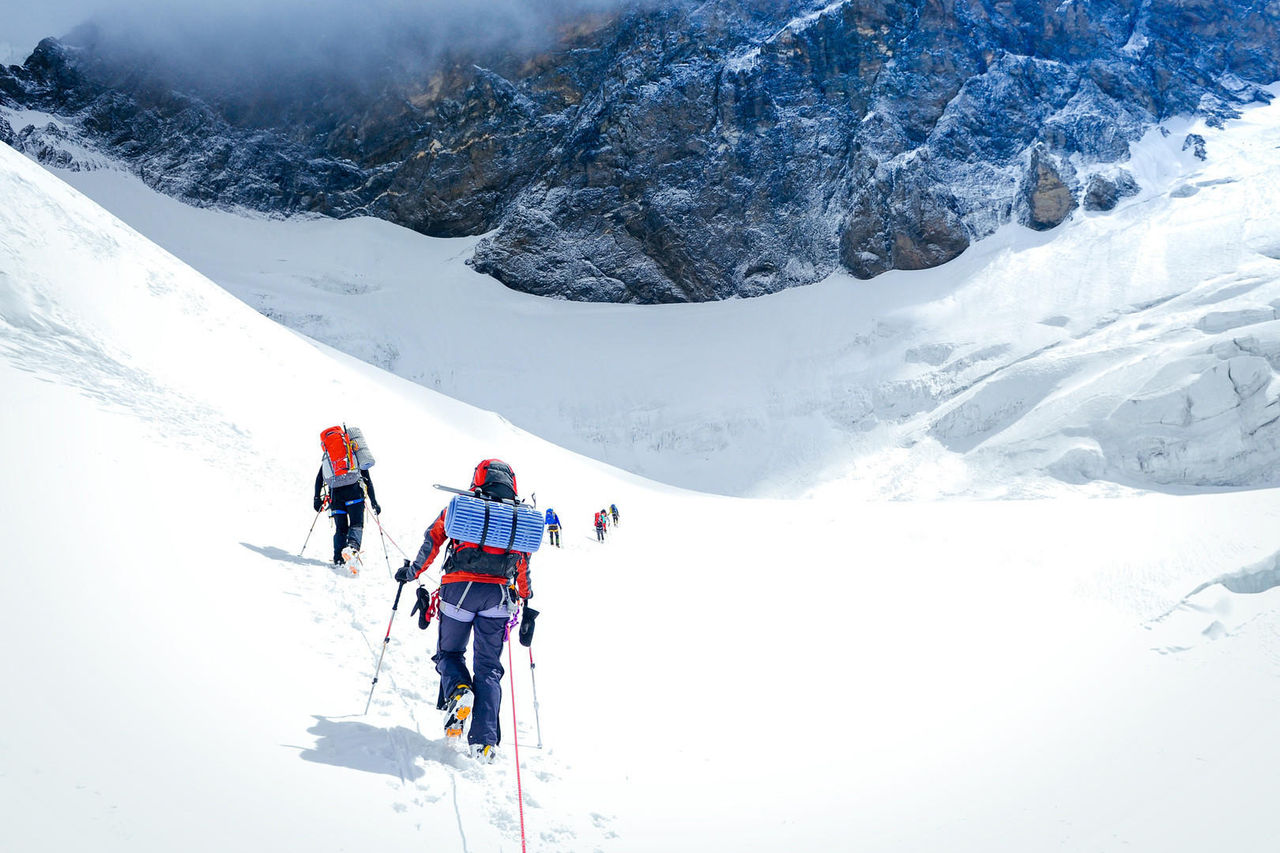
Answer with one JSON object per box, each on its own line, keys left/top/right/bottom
{"left": 2, "top": 0, "right": 1279, "bottom": 303}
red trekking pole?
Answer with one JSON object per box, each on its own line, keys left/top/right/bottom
{"left": 363, "top": 580, "right": 406, "bottom": 715}
{"left": 515, "top": 606, "right": 543, "bottom": 749}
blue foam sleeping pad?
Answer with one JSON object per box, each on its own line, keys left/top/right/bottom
{"left": 444, "top": 495, "right": 545, "bottom": 553}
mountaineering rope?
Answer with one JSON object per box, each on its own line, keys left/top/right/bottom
{"left": 373, "top": 513, "right": 410, "bottom": 559}
{"left": 360, "top": 480, "right": 396, "bottom": 578}
{"left": 506, "top": 613, "right": 528, "bottom": 852}
{"left": 375, "top": 513, "right": 394, "bottom": 579}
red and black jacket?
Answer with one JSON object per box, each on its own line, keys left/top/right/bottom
{"left": 406, "top": 460, "right": 533, "bottom": 599}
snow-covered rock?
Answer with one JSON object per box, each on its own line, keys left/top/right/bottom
{"left": 3, "top": 0, "right": 1280, "bottom": 302}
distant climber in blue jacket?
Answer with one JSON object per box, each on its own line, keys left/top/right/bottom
{"left": 545, "top": 507, "right": 561, "bottom": 548}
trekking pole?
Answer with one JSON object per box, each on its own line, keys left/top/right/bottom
{"left": 374, "top": 513, "right": 410, "bottom": 560}
{"left": 363, "top": 581, "right": 406, "bottom": 715}
{"left": 528, "top": 647, "right": 544, "bottom": 749}
{"left": 300, "top": 509, "right": 322, "bottom": 557}
{"left": 375, "top": 514, "right": 394, "bottom": 580}
{"left": 506, "top": 625, "right": 529, "bottom": 852}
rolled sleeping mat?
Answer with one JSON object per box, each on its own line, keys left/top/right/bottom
{"left": 346, "top": 425, "right": 376, "bottom": 470}
{"left": 444, "top": 494, "right": 544, "bottom": 553}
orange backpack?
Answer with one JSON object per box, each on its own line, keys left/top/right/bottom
{"left": 320, "top": 426, "right": 362, "bottom": 488}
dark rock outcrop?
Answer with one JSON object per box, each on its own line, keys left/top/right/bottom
{"left": 1183, "top": 133, "right": 1208, "bottom": 161}
{"left": 1021, "top": 146, "right": 1077, "bottom": 231}
{"left": 839, "top": 158, "right": 971, "bottom": 279}
{"left": 1083, "top": 170, "right": 1140, "bottom": 211}
{"left": 3, "top": 0, "right": 1279, "bottom": 302}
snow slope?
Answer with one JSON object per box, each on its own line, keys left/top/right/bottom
{"left": 0, "top": 137, "right": 637, "bottom": 852}
{"left": 7, "top": 121, "right": 1280, "bottom": 851}
{"left": 7, "top": 90, "right": 1280, "bottom": 497}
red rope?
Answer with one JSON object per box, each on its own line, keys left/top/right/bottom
{"left": 507, "top": 639, "right": 528, "bottom": 852}
{"left": 373, "top": 514, "right": 408, "bottom": 557}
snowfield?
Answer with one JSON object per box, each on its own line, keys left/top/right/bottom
{"left": 3, "top": 89, "right": 1280, "bottom": 851}
{"left": 8, "top": 89, "right": 1280, "bottom": 499}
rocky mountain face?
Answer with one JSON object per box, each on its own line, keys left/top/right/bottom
{"left": 3, "top": 0, "right": 1279, "bottom": 303}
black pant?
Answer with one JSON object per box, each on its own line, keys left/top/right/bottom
{"left": 434, "top": 582, "right": 510, "bottom": 746}
{"left": 330, "top": 483, "right": 365, "bottom": 562}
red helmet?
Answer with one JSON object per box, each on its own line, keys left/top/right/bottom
{"left": 471, "top": 459, "right": 517, "bottom": 500}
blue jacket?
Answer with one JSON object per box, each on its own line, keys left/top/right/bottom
{"left": 545, "top": 509, "right": 560, "bottom": 527}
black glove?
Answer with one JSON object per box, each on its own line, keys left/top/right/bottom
{"left": 410, "top": 586, "right": 433, "bottom": 630}
{"left": 313, "top": 496, "right": 323, "bottom": 512}
{"left": 394, "top": 560, "right": 416, "bottom": 583}
{"left": 372, "top": 501, "right": 382, "bottom": 515}
{"left": 518, "top": 606, "right": 539, "bottom": 647}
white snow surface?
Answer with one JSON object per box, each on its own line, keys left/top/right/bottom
{"left": 4, "top": 91, "right": 1280, "bottom": 852}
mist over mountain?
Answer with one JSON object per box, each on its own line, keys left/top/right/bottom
{"left": 53, "top": 0, "right": 645, "bottom": 103}
{"left": 3, "top": 0, "right": 1280, "bottom": 303}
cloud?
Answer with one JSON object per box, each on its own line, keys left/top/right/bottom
{"left": 0, "top": 1, "right": 108, "bottom": 60}
{"left": 54, "top": 0, "right": 653, "bottom": 96}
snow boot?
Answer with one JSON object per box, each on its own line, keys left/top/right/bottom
{"left": 341, "top": 544, "right": 361, "bottom": 575}
{"left": 443, "top": 683, "right": 474, "bottom": 740}
{"left": 469, "top": 743, "right": 498, "bottom": 763}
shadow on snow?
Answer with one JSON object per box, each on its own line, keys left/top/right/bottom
{"left": 241, "top": 541, "right": 339, "bottom": 571}
{"left": 295, "top": 716, "right": 469, "bottom": 781}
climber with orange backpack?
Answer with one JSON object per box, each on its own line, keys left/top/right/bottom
{"left": 312, "top": 424, "right": 380, "bottom": 574}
